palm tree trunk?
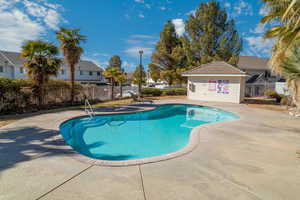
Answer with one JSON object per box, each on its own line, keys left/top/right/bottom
{"left": 38, "top": 86, "right": 43, "bottom": 107}
{"left": 119, "top": 82, "right": 123, "bottom": 99}
{"left": 70, "top": 64, "right": 75, "bottom": 104}
{"left": 37, "top": 75, "right": 44, "bottom": 108}
{"left": 111, "top": 78, "right": 114, "bottom": 100}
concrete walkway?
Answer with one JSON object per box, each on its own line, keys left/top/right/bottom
{"left": 0, "top": 100, "right": 300, "bottom": 200}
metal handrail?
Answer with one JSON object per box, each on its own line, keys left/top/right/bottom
{"left": 85, "top": 99, "right": 95, "bottom": 118}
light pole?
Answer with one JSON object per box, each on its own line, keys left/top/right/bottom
{"left": 138, "top": 50, "right": 143, "bottom": 100}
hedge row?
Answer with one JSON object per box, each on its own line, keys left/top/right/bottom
{"left": 142, "top": 88, "right": 187, "bottom": 97}
{"left": 0, "top": 77, "right": 82, "bottom": 91}
{"left": 0, "top": 77, "right": 83, "bottom": 114}
{"left": 264, "top": 89, "right": 284, "bottom": 103}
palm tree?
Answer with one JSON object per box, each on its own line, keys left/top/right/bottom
{"left": 115, "top": 72, "right": 126, "bottom": 98}
{"left": 261, "top": 0, "right": 300, "bottom": 73}
{"left": 281, "top": 42, "right": 300, "bottom": 107}
{"left": 103, "top": 67, "right": 122, "bottom": 100}
{"left": 56, "top": 27, "right": 86, "bottom": 103}
{"left": 21, "top": 40, "right": 61, "bottom": 106}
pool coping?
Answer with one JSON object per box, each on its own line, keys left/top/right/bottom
{"left": 57, "top": 103, "right": 241, "bottom": 167}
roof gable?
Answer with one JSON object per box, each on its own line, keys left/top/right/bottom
{"left": 182, "top": 61, "right": 246, "bottom": 76}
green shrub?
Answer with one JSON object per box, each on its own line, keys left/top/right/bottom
{"left": 0, "top": 77, "right": 84, "bottom": 114}
{"left": 142, "top": 88, "right": 163, "bottom": 96}
{"left": 162, "top": 88, "right": 187, "bottom": 96}
{"left": 141, "top": 88, "right": 187, "bottom": 97}
{"left": 264, "top": 90, "right": 277, "bottom": 97}
{"left": 264, "top": 89, "right": 283, "bottom": 103}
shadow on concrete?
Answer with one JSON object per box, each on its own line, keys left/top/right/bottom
{"left": 0, "top": 127, "right": 75, "bottom": 173}
{"left": 243, "top": 98, "right": 278, "bottom": 105}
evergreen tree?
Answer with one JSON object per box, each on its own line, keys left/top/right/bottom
{"left": 107, "top": 55, "right": 122, "bottom": 70}
{"left": 148, "top": 64, "right": 160, "bottom": 83}
{"left": 149, "top": 21, "right": 187, "bottom": 85}
{"left": 185, "top": 1, "right": 242, "bottom": 66}
{"left": 132, "top": 65, "right": 146, "bottom": 85}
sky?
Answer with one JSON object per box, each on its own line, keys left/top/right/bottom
{"left": 0, "top": 0, "right": 273, "bottom": 72}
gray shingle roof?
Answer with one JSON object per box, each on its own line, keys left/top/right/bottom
{"left": 0, "top": 50, "right": 103, "bottom": 72}
{"left": 238, "top": 56, "right": 269, "bottom": 70}
{"left": 73, "top": 60, "right": 103, "bottom": 72}
{"left": 182, "top": 61, "right": 246, "bottom": 75}
{"left": 0, "top": 50, "right": 26, "bottom": 66}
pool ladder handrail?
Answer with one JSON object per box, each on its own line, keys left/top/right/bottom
{"left": 84, "top": 99, "right": 95, "bottom": 118}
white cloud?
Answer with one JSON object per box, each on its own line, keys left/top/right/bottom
{"left": 160, "top": 6, "right": 166, "bottom": 11}
{"left": 250, "top": 23, "right": 267, "bottom": 34}
{"left": 122, "top": 61, "right": 136, "bottom": 71}
{"left": 92, "top": 53, "right": 110, "bottom": 57}
{"left": 126, "top": 39, "right": 142, "bottom": 44}
{"left": 125, "top": 35, "right": 157, "bottom": 58}
{"left": 134, "top": 0, "right": 144, "bottom": 3}
{"left": 233, "top": 0, "right": 253, "bottom": 17}
{"left": 23, "top": 0, "right": 62, "bottom": 30}
{"left": 0, "top": 0, "right": 21, "bottom": 10}
{"left": 124, "top": 47, "right": 153, "bottom": 57}
{"left": 0, "top": 0, "right": 64, "bottom": 51}
{"left": 0, "top": 9, "right": 44, "bottom": 51}
{"left": 244, "top": 36, "right": 274, "bottom": 57}
{"left": 186, "top": 10, "right": 195, "bottom": 16}
{"left": 172, "top": 19, "right": 185, "bottom": 36}
{"left": 131, "top": 34, "right": 155, "bottom": 39}
{"left": 23, "top": 0, "right": 47, "bottom": 17}
{"left": 138, "top": 13, "right": 145, "bottom": 18}
{"left": 259, "top": 5, "right": 270, "bottom": 16}
{"left": 224, "top": 2, "right": 231, "bottom": 8}
{"left": 145, "top": 4, "right": 151, "bottom": 9}
{"left": 44, "top": 9, "right": 61, "bottom": 29}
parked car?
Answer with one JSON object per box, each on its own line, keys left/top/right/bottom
{"left": 116, "top": 90, "right": 137, "bottom": 98}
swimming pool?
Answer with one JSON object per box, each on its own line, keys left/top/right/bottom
{"left": 60, "top": 104, "right": 239, "bottom": 162}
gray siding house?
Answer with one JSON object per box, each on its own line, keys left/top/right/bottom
{"left": 237, "top": 56, "right": 283, "bottom": 97}
{"left": 0, "top": 50, "right": 106, "bottom": 84}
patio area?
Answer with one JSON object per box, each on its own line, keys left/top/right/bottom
{"left": 0, "top": 99, "right": 300, "bottom": 200}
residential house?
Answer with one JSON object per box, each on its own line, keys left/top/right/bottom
{"left": 237, "top": 56, "right": 285, "bottom": 97}
{"left": 0, "top": 50, "right": 105, "bottom": 84}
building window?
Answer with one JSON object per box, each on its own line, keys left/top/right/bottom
{"left": 61, "top": 69, "right": 65, "bottom": 75}
{"left": 80, "top": 71, "right": 84, "bottom": 75}
{"left": 89, "top": 71, "right": 93, "bottom": 76}
{"left": 0, "top": 66, "right": 3, "bottom": 73}
{"left": 97, "top": 72, "right": 101, "bottom": 76}
{"left": 20, "top": 67, "right": 24, "bottom": 74}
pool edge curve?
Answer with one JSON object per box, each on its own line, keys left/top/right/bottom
{"left": 58, "top": 103, "right": 240, "bottom": 167}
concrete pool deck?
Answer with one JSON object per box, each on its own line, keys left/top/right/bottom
{"left": 0, "top": 99, "right": 300, "bottom": 200}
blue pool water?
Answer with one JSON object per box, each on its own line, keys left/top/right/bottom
{"left": 60, "top": 104, "right": 239, "bottom": 161}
